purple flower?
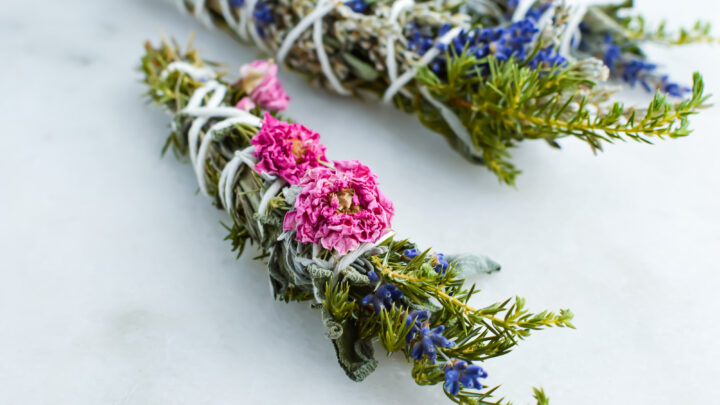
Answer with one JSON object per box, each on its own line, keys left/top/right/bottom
{"left": 403, "top": 248, "right": 419, "bottom": 259}
{"left": 344, "top": 0, "right": 367, "bottom": 13}
{"left": 659, "top": 75, "right": 690, "bottom": 97}
{"left": 602, "top": 35, "right": 622, "bottom": 69}
{"left": 361, "top": 284, "right": 403, "bottom": 313}
{"left": 600, "top": 35, "right": 689, "bottom": 97}
{"left": 367, "top": 270, "right": 379, "bottom": 285}
{"left": 405, "top": 311, "right": 453, "bottom": 363}
{"left": 252, "top": 1, "right": 273, "bottom": 38}
{"left": 431, "top": 253, "right": 449, "bottom": 274}
{"left": 405, "top": 310, "right": 430, "bottom": 340}
{"left": 621, "top": 60, "right": 658, "bottom": 92}
{"left": 525, "top": 1, "right": 552, "bottom": 22}
{"left": 444, "top": 360, "right": 488, "bottom": 396}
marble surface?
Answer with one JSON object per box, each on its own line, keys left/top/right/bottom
{"left": 2, "top": 0, "right": 719, "bottom": 403}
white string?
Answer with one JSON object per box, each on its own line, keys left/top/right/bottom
{"left": 418, "top": 86, "right": 480, "bottom": 156}
{"left": 382, "top": 25, "right": 480, "bottom": 158}
{"left": 536, "top": 3, "right": 558, "bottom": 32}
{"left": 218, "top": 146, "right": 257, "bottom": 215}
{"left": 382, "top": 25, "right": 465, "bottom": 103}
{"left": 245, "top": 0, "right": 272, "bottom": 53}
{"left": 464, "top": 0, "right": 503, "bottom": 18}
{"left": 176, "top": 0, "right": 189, "bottom": 16}
{"left": 191, "top": 0, "right": 215, "bottom": 28}
{"left": 255, "top": 178, "right": 287, "bottom": 239}
{"left": 194, "top": 116, "right": 261, "bottom": 195}
{"left": 312, "top": 2, "right": 351, "bottom": 95}
{"left": 332, "top": 231, "right": 395, "bottom": 278}
{"left": 276, "top": 0, "right": 349, "bottom": 95}
{"left": 219, "top": 0, "right": 239, "bottom": 31}
{"left": 276, "top": 1, "right": 335, "bottom": 63}
{"left": 559, "top": 4, "right": 587, "bottom": 57}
{"left": 185, "top": 81, "right": 226, "bottom": 167}
{"left": 512, "top": 0, "right": 535, "bottom": 21}
{"left": 182, "top": 106, "right": 264, "bottom": 118}
{"left": 236, "top": 0, "right": 251, "bottom": 41}
{"left": 218, "top": 151, "right": 243, "bottom": 214}
{"left": 192, "top": 0, "right": 205, "bottom": 17}
{"left": 164, "top": 62, "right": 263, "bottom": 197}
{"left": 385, "top": 0, "right": 415, "bottom": 82}
{"left": 161, "top": 61, "right": 217, "bottom": 82}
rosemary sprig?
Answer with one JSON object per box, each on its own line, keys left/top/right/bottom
{"left": 417, "top": 54, "right": 708, "bottom": 183}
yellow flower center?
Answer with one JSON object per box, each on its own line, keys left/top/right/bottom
{"left": 334, "top": 187, "right": 360, "bottom": 214}
{"left": 290, "top": 138, "right": 307, "bottom": 162}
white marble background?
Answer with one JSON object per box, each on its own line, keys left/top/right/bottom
{"left": 1, "top": 0, "right": 719, "bottom": 403}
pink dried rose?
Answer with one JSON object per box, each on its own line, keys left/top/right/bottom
{"left": 251, "top": 113, "right": 328, "bottom": 184}
{"left": 237, "top": 60, "right": 290, "bottom": 111}
{"left": 283, "top": 160, "right": 395, "bottom": 255}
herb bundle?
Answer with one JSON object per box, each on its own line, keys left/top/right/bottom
{"left": 141, "top": 38, "right": 573, "bottom": 404}
{"left": 175, "top": 0, "right": 712, "bottom": 184}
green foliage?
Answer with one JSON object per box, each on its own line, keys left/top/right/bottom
{"left": 416, "top": 53, "right": 709, "bottom": 184}
{"left": 222, "top": 221, "right": 252, "bottom": 258}
{"left": 377, "top": 306, "right": 416, "bottom": 353}
{"left": 533, "top": 387, "right": 550, "bottom": 405}
{"left": 367, "top": 239, "right": 573, "bottom": 403}
{"left": 624, "top": 16, "right": 720, "bottom": 45}
{"left": 324, "top": 281, "right": 356, "bottom": 321}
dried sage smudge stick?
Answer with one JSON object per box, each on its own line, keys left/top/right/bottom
{"left": 175, "top": 0, "right": 712, "bottom": 184}
{"left": 141, "top": 38, "right": 573, "bottom": 404}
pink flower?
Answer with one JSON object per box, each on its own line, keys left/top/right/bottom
{"left": 283, "top": 160, "right": 395, "bottom": 255}
{"left": 235, "top": 96, "right": 256, "bottom": 111}
{"left": 238, "top": 60, "right": 290, "bottom": 111}
{"left": 251, "top": 113, "right": 328, "bottom": 184}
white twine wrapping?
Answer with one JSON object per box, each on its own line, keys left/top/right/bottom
{"left": 218, "top": 146, "right": 256, "bottom": 215}
{"left": 164, "top": 62, "right": 288, "bottom": 241}
{"left": 245, "top": 0, "right": 271, "bottom": 52}
{"left": 536, "top": 2, "right": 558, "bottom": 32}
{"left": 464, "top": 0, "right": 503, "bottom": 17}
{"left": 276, "top": 0, "right": 349, "bottom": 95}
{"left": 164, "top": 62, "right": 262, "bottom": 197}
{"left": 191, "top": 0, "right": 215, "bottom": 28}
{"left": 511, "top": 0, "right": 536, "bottom": 21}
{"left": 559, "top": 4, "right": 588, "bottom": 58}
{"left": 237, "top": 0, "right": 251, "bottom": 41}
{"left": 332, "top": 231, "right": 396, "bottom": 279}
{"left": 161, "top": 61, "right": 217, "bottom": 82}
{"left": 219, "top": 0, "right": 240, "bottom": 36}
{"left": 382, "top": 25, "right": 465, "bottom": 103}
{"left": 385, "top": 0, "right": 415, "bottom": 83}
{"left": 418, "top": 86, "right": 479, "bottom": 157}
{"left": 255, "top": 178, "right": 286, "bottom": 239}
{"left": 383, "top": 25, "right": 481, "bottom": 158}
